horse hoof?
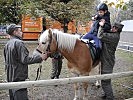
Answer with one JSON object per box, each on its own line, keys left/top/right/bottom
{"left": 96, "top": 85, "right": 101, "bottom": 88}
{"left": 73, "top": 97, "right": 80, "bottom": 100}
{"left": 95, "top": 81, "right": 101, "bottom": 88}
{"left": 83, "top": 95, "right": 88, "bottom": 100}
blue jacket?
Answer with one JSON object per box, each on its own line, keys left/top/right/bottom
{"left": 90, "top": 11, "right": 111, "bottom": 36}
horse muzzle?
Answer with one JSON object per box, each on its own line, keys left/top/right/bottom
{"left": 34, "top": 48, "right": 52, "bottom": 60}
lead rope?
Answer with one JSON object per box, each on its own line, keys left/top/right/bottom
{"left": 35, "top": 49, "right": 43, "bottom": 81}
{"left": 35, "top": 63, "right": 42, "bottom": 81}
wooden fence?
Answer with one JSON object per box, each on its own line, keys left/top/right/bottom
{"left": 0, "top": 71, "right": 132, "bottom": 90}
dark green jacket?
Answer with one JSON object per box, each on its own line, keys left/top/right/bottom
{"left": 4, "top": 36, "right": 42, "bottom": 82}
{"left": 98, "top": 28, "right": 120, "bottom": 73}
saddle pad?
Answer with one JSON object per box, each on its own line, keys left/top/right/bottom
{"left": 80, "top": 39, "right": 100, "bottom": 64}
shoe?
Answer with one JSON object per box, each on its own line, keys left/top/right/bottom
{"left": 51, "top": 76, "right": 55, "bottom": 79}
{"left": 100, "top": 95, "right": 114, "bottom": 100}
{"left": 100, "top": 95, "right": 106, "bottom": 100}
{"left": 55, "top": 76, "right": 59, "bottom": 79}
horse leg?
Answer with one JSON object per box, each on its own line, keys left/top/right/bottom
{"left": 82, "top": 82, "right": 88, "bottom": 100}
{"left": 72, "top": 73, "right": 81, "bottom": 100}
{"left": 73, "top": 82, "right": 81, "bottom": 100}
{"left": 95, "top": 62, "right": 101, "bottom": 88}
{"left": 90, "top": 63, "right": 101, "bottom": 88}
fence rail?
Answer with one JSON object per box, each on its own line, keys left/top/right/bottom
{"left": 0, "top": 71, "right": 133, "bottom": 90}
{"left": 118, "top": 41, "right": 133, "bottom": 52}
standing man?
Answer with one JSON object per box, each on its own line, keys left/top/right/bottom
{"left": 4, "top": 24, "right": 47, "bottom": 100}
{"left": 50, "top": 52, "right": 63, "bottom": 79}
{"left": 98, "top": 23, "right": 124, "bottom": 100}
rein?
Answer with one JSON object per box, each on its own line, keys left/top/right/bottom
{"left": 35, "top": 48, "right": 43, "bottom": 81}
{"left": 35, "top": 63, "right": 42, "bottom": 81}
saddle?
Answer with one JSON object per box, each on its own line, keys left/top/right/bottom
{"left": 81, "top": 39, "right": 101, "bottom": 65}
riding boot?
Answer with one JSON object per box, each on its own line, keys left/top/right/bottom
{"left": 51, "top": 76, "right": 55, "bottom": 79}
{"left": 55, "top": 76, "right": 59, "bottom": 79}
{"left": 96, "top": 47, "right": 101, "bottom": 60}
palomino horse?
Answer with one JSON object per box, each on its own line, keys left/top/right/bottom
{"left": 37, "top": 29, "right": 100, "bottom": 100}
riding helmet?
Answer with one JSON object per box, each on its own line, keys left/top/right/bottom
{"left": 97, "top": 3, "right": 108, "bottom": 11}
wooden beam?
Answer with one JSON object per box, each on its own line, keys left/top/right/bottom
{"left": 0, "top": 71, "right": 132, "bottom": 90}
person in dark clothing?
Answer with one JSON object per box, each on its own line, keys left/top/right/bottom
{"left": 4, "top": 24, "right": 47, "bottom": 100}
{"left": 98, "top": 23, "right": 124, "bottom": 100}
{"left": 82, "top": 3, "right": 111, "bottom": 49}
{"left": 50, "top": 52, "right": 63, "bottom": 79}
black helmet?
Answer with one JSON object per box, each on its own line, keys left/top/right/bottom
{"left": 7, "top": 24, "right": 21, "bottom": 35}
{"left": 97, "top": 3, "right": 108, "bottom": 11}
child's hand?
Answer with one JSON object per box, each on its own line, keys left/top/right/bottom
{"left": 99, "top": 19, "right": 105, "bottom": 26}
{"left": 92, "top": 15, "right": 98, "bottom": 20}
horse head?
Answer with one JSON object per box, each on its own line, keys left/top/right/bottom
{"left": 36, "top": 29, "right": 59, "bottom": 59}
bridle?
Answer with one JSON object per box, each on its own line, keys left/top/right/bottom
{"left": 35, "top": 32, "right": 53, "bottom": 81}
{"left": 36, "top": 32, "right": 58, "bottom": 57}
{"left": 35, "top": 32, "right": 58, "bottom": 80}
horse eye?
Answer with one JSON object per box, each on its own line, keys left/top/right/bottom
{"left": 42, "top": 42, "right": 46, "bottom": 44}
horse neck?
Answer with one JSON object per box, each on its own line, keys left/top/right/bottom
{"left": 59, "top": 39, "right": 92, "bottom": 64}
{"left": 57, "top": 42, "right": 77, "bottom": 62}
{"left": 58, "top": 48, "right": 74, "bottom": 60}
{"left": 57, "top": 39, "right": 79, "bottom": 62}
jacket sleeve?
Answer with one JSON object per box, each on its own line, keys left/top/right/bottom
{"left": 3, "top": 47, "right": 7, "bottom": 70}
{"left": 102, "top": 21, "right": 111, "bottom": 32}
{"left": 16, "top": 41, "right": 43, "bottom": 64}
{"left": 98, "top": 27, "right": 120, "bottom": 44}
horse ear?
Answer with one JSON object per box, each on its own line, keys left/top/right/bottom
{"left": 48, "top": 28, "right": 52, "bottom": 38}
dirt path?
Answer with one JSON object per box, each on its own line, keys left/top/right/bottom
{"left": 0, "top": 44, "right": 132, "bottom": 100}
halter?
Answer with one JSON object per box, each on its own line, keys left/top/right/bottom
{"left": 35, "top": 31, "right": 58, "bottom": 56}
{"left": 35, "top": 32, "right": 58, "bottom": 81}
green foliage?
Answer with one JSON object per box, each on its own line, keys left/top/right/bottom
{"left": 114, "top": 0, "right": 133, "bottom": 21}
{"left": 103, "top": 0, "right": 128, "bottom": 23}
{"left": 0, "top": 0, "right": 22, "bottom": 24}
{"left": 104, "top": 0, "right": 127, "bottom": 10}
{"left": 0, "top": 0, "right": 96, "bottom": 24}
{"left": 20, "top": 0, "right": 96, "bottom": 24}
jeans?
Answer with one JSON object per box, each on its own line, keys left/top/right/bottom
{"left": 82, "top": 32, "right": 101, "bottom": 48}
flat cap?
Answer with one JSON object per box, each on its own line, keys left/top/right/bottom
{"left": 113, "top": 23, "right": 124, "bottom": 32}
{"left": 7, "top": 24, "right": 21, "bottom": 35}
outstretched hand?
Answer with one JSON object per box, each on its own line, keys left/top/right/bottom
{"left": 41, "top": 54, "right": 48, "bottom": 61}
{"left": 99, "top": 19, "right": 105, "bottom": 26}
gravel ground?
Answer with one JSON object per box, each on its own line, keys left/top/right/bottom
{"left": 0, "top": 42, "right": 132, "bottom": 100}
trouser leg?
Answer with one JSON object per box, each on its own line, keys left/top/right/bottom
{"left": 93, "top": 36, "right": 101, "bottom": 48}
{"left": 101, "top": 79, "right": 114, "bottom": 100}
{"left": 14, "top": 88, "right": 28, "bottom": 100}
{"left": 82, "top": 32, "right": 93, "bottom": 39}
{"left": 9, "top": 89, "right": 14, "bottom": 100}
{"left": 101, "top": 64, "right": 114, "bottom": 100}
{"left": 51, "top": 59, "right": 58, "bottom": 79}
{"left": 56, "top": 59, "right": 62, "bottom": 78}
{"left": 9, "top": 88, "right": 28, "bottom": 100}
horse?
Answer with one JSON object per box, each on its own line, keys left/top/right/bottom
{"left": 36, "top": 29, "right": 100, "bottom": 100}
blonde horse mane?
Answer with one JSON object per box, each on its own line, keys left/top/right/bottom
{"left": 39, "top": 29, "right": 78, "bottom": 52}
{"left": 54, "top": 29, "right": 77, "bottom": 52}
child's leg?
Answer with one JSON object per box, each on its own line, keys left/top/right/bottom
{"left": 82, "top": 31, "right": 93, "bottom": 39}
{"left": 93, "top": 36, "right": 101, "bottom": 48}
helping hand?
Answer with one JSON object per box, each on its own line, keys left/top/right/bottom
{"left": 99, "top": 19, "right": 105, "bottom": 26}
{"left": 41, "top": 54, "right": 48, "bottom": 61}
{"left": 92, "top": 15, "right": 98, "bottom": 20}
